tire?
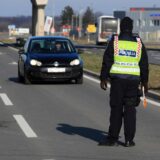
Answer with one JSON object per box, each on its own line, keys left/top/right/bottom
{"left": 75, "top": 76, "right": 83, "bottom": 84}
{"left": 24, "top": 71, "right": 31, "bottom": 84}
{"left": 18, "top": 67, "right": 24, "bottom": 82}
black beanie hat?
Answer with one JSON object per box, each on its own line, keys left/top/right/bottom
{"left": 120, "top": 17, "right": 133, "bottom": 32}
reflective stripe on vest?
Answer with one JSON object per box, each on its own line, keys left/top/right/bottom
{"left": 114, "top": 35, "right": 119, "bottom": 55}
{"left": 110, "top": 35, "right": 142, "bottom": 76}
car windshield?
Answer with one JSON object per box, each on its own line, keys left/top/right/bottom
{"left": 29, "top": 38, "right": 76, "bottom": 54}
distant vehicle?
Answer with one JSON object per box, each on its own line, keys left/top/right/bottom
{"left": 95, "top": 15, "right": 120, "bottom": 45}
{"left": 18, "top": 36, "right": 83, "bottom": 84}
{"left": 9, "top": 28, "right": 30, "bottom": 36}
{"left": 16, "top": 37, "right": 27, "bottom": 47}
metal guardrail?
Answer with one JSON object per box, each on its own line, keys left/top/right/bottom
{"left": 75, "top": 44, "right": 160, "bottom": 65}
{"left": 146, "top": 48, "right": 160, "bottom": 51}
{"left": 75, "top": 45, "right": 106, "bottom": 49}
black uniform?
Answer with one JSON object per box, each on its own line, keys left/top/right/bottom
{"left": 100, "top": 18, "right": 149, "bottom": 146}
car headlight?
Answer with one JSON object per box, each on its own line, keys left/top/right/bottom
{"left": 30, "top": 59, "right": 42, "bottom": 66}
{"left": 70, "top": 59, "right": 80, "bottom": 66}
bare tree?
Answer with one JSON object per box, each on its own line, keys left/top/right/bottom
{"left": 61, "top": 6, "right": 74, "bottom": 25}
{"left": 82, "top": 7, "right": 95, "bottom": 30}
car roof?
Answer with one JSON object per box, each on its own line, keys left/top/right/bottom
{"left": 29, "top": 36, "right": 70, "bottom": 41}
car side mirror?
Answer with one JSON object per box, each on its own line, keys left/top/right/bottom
{"left": 18, "top": 48, "right": 25, "bottom": 54}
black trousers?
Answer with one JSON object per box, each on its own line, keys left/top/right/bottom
{"left": 108, "top": 78, "right": 139, "bottom": 142}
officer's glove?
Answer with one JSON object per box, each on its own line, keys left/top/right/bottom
{"left": 100, "top": 80, "right": 107, "bottom": 90}
{"left": 141, "top": 82, "right": 148, "bottom": 94}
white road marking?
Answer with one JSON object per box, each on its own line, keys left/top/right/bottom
{"left": 84, "top": 74, "right": 160, "bottom": 107}
{"left": 84, "top": 75, "right": 100, "bottom": 84}
{"left": 13, "top": 115, "right": 37, "bottom": 138}
{"left": 140, "top": 97, "right": 160, "bottom": 107}
{"left": 149, "top": 90, "right": 160, "bottom": 96}
{"left": 0, "top": 93, "right": 13, "bottom": 106}
{"left": 84, "top": 74, "right": 111, "bottom": 87}
{"left": 8, "top": 61, "right": 18, "bottom": 65}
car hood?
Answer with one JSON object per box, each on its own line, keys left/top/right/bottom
{"left": 28, "top": 53, "right": 80, "bottom": 66}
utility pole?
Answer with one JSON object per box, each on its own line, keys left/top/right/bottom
{"left": 79, "top": 9, "right": 84, "bottom": 38}
{"left": 30, "top": 0, "right": 48, "bottom": 36}
{"left": 51, "top": 0, "right": 55, "bottom": 35}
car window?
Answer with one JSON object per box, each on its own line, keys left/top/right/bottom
{"left": 29, "top": 39, "right": 76, "bottom": 54}
{"left": 24, "top": 38, "right": 30, "bottom": 53}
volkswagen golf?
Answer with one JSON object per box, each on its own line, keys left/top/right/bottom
{"left": 18, "top": 36, "right": 83, "bottom": 84}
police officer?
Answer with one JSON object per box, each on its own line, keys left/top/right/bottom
{"left": 99, "top": 17, "right": 149, "bottom": 147}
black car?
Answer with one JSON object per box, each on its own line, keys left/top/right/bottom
{"left": 18, "top": 36, "right": 83, "bottom": 84}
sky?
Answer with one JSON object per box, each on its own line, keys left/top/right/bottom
{"left": 0, "top": 0, "right": 160, "bottom": 17}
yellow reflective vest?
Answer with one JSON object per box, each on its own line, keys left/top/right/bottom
{"left": 110, "top": 35, "right": 142, "bottom": 76}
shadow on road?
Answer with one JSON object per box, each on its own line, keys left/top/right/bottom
{"left": 9, "top": 77, "right": 19, "bottom": 83}
{"left": 0, "top": 43, "right": 8, "bottom": 47}
{"left": 8, "top": 77, "right": 77, "bottom": 85}
{"left": 56, "top": 123, "right": 108, "bottom": 143}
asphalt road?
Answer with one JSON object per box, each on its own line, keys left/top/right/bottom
{"left": 0, "top": 44, "right": 160, "bottom": 160}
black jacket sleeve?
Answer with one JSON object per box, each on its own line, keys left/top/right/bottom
{"left": 100, "top": 37, "right": 114, "bottom": 80}
{"left": 139, "top": 43, "right": 149, "bottom": 83}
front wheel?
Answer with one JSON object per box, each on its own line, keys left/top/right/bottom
{"left": 24, "top": 71, "right": 31, "bottom": 84}
{"left": 18, "top": 67, "right": 24, "bottom": 82}
{"left": 75, "top": 76, "right": 83, "bottom": 84}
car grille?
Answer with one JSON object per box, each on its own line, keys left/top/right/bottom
{"left": 40, "top": 59, "right": 70, "bottom": 67}
{"left": 32, "top": 72, "right": 72, "bottom": 79}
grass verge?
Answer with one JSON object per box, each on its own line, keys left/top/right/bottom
{"left": 149, "top": 64, "right": 160, "bottom": 89}
{"left": 81, "top": 52, "right": 103, "bottom": 74}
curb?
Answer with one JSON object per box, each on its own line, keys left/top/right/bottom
{"left": 84, "top": 69, "right": 100, "bottom": 79}
{"left": 84, "top": 69, "right": 160, "bottom": 102}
